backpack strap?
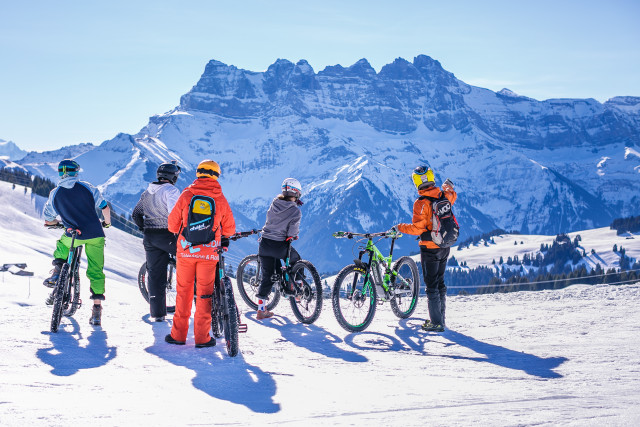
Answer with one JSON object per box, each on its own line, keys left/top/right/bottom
{"left": 417, "top": 193, "right": 442, "bottom": 240}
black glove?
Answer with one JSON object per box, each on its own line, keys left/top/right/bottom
{"left": 221, "top": 237, "right": 230, "bottom": 248}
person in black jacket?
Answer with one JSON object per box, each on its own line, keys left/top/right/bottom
{"left": 132, "top": 161, "right": 181, "bottom": 322}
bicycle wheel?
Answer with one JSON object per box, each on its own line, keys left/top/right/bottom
{"left": 222, "top": 277, "right": 239, "bottom": 357}
{"left": 63, "top": 266, "right": 81, "bottom": 317}
{"left": 236, "top": 254, "right": 280, "bottom": 311}
{"left": 138, "top": 261, "right": 177, "bottom": 313}
{"left": 332, "top": 264, "right": 377, "bottom": 332}
{"left": 50, "top": 264, "right": 69, "bottom": 333}
{"left": 289, "top": 260, "right": 323, "bottom": 324}
{"left": 389, "top": 256, "right": 420, "bottom": 318}
{"left": 211, "top": 284, "right": 224, "bottom": 339}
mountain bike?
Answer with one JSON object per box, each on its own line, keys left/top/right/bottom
{"left": 47, "top": 224, "right": 83, "bottom": 333}
{"left": 236, "top": 236, "right": 323, "bottom": 324}
{"left": 331, "top": 229, "right": 420, "bottom": 332}
{"left": 138, "top": 255, "right": 177, "bottom": 313}
{"left": 209, "top": 230, "right": 253, "bottom": 357}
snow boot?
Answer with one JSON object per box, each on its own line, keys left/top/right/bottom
{"left": 421, "top": 320, "right": 445, "bottom": 332}
{"left": 257, "top": 309, "right": 274, "bottom": 320}
{"left": 195, "top": 337, "right": 216, "bottom": 348}
{"left": 165, "top": 334, "right": 185, "bottom": 345}
{"left": 89, "top": 304, "right": 102, "bottom": 326}
{"left": 43, "top": 261, "right": 63, "bottom": 288}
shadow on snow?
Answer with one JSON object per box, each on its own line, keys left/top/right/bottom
{"left": 36, "top": 318, "right": 117, "bottom": 376}
{"left": 343, "top": 318, "right": 567, "bottom": 379}
{"left": 143, "top": 315, "right": 280, "bottom": 414}
{"left": 244, "top": 312, "right": 368, "bottom": 362}
{"left": 441, "top": 329, "right": 568, "bottom": 379}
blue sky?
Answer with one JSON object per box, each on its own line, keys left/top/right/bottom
{"left": 1, "top": 0, "right": 639, "bottom": 151}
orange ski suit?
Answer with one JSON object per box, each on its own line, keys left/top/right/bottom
{"left": 167, "top": 177, "right": 236, "bottom": 345}
{"left": 397, "top": 185, "right": 457, "bottom": 248}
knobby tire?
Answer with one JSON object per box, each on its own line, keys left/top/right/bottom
{"left": 389, "top": 256, "right": 420, "bottom": 319}
{"left": 332, "top": 264, "right": 377, "bottom": 332}
{"left": 222, "top": 277, "right": 239, "bottom": 357}
{"left": 236, "top": 254, "right": 280, "bottom": 311}
{"left": 289, "top": 260, "right": 323, "bottom": 324}
{"left": 50, "top": 264, "right": 70, "bottom": 333}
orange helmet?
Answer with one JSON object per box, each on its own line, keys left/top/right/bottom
{"left": 196, "top": 160, "right": 220, "bottom": 179}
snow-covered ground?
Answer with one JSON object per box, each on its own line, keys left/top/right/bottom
{"left": 1, "top": 180, "right": 640, "bottom": 425}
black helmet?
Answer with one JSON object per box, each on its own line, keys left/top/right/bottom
{"left": 156, "top": 161, "right": 181, "bottom": 184}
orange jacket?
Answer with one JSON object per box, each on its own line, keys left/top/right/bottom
{"left": 397, "top": 185, "right": 457, "bottom": 249}
{"left": 168, "top": 178, "right": 236, "bottom": 261}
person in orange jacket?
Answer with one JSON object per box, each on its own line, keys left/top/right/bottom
{"left": 396, "top": 166, "right": 457, "bottom": 332}
{"left": 165, "top": 160, "right": 236, "bottom": 348}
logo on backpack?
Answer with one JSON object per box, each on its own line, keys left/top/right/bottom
{"left": 181, "top": 194, "right": 217, "bottom": 246}
{"left": 420, "top": 193, "right": 459, "bottom": 248}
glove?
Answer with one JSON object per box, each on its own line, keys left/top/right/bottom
{"left": 221, "top": 237, "right": 230, "bottom": 250}
{"left": 443, "top": 178, "right": 454, "bottom": 190}
{"left": 101, "top": 221, "right": 111, "bottom": 228}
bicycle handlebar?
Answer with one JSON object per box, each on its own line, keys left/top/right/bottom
{"left": 45, "top": 223, "right": 66, "bottom": 229}
{"left": 333, "top": 230, "right": 402, "bottom": 239}
{"left": 225, "top": 229, "right": 261, "bottom": 241}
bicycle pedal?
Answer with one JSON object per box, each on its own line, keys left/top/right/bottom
{"left": 238, "top": 323, "right": 248, "bottom": 333}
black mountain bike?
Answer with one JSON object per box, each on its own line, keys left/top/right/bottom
{"left": 138, "top": 255, "right": 177, "bottom": 313}
{"left": 209, "top": 230, "right": 253, "bottom": 357}
{"left": 236, "top": 236, "right": 323, "bottom": 324}
{"left": 47, "top": 224, "right": 83, "bottom": 333}
{"left": 332, "top": 229, "right": 420, "bottom": 332}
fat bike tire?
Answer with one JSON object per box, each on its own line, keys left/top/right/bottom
{"left": 332, "top": 264, "right": 377, "bottom": 333}
{"left": 389, "top": 256, "right": 420, "bottom": 319}
{"left": 50, "top": 264, "right": 69, "bottom": 333}
{"left": 222, "top": 277, "right": 240, "bottom": 357}
{"left": 236, "top": 254, "right": 279, "bottom": 311}
{"left": 289, "top": 260, "right": 323, "bottom": 324}
{"left": 63, "top": 267, "right": 81, "bottom": 317}
{"left": 138, "top": 261, "right": 177, "bottom": 314}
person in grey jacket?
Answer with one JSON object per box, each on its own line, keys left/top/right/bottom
{"left": 132, "top": 161, "right": 181, "bottom": 321}
{"left": 256, "top": 178, "right": 303, "bottom": 320}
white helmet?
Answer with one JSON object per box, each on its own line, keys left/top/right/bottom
{"left": 282, "top": 177, "right": 302, "bottom": 198}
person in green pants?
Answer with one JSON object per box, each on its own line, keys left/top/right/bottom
{"left": 43, "top": 159, "right": 111, "bottom": 326}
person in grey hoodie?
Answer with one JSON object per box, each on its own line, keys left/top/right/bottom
{"left": 256, "top": 178, "right": 303, "bottom": 320}
{"left": 132, "top": 161, "right": 181, "bottom": 321}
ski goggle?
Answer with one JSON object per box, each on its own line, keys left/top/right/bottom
{"left": 58, "top": 162, "right": 80, "bottom": 176}
{"left": 413, "top": 166, "right": 429, "bottom": 176}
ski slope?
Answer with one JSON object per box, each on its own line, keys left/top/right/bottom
{"left": 1, "top": 180, "right": 639, "bottom": 426}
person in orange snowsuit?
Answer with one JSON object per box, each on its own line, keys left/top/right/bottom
{"left": 165, "top": 160, "right": 236, "bottom": 348}
{"left": 396, "top": 166, "right": 457, "bottom": 332}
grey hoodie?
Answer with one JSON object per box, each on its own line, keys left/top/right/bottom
{"left": 261, "top": 196, "right": 301, "bottom": 241}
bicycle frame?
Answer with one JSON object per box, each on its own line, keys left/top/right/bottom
{"left": 347, "top": 233, "right": 404, "bottom": 301}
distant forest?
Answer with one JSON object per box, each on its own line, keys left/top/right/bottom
{"left": 610, "top": 215, "right": 640, "bottom": 235}
{"left": 441, "top": 229, "right": 639, "bottom": 295}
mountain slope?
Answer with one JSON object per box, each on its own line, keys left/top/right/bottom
{"left": 14, "top": 55, "right": 640, "bottom": 271}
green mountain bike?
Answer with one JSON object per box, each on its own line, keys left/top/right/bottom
{"left": 331, "top": 229, "right": 420, "bottom": 332}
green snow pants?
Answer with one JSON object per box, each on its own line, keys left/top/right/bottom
{"left": 53, "top": 235, "right": 106, "bottom": 298}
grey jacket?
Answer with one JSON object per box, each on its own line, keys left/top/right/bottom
{"left": 261, "top": 196, "right": 301, "bottom": 241}
{"left": 132, "top": 182, "right": 180, "bottom": 230}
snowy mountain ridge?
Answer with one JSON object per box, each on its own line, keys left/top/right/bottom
{"left": 10, "top": 55, "right": 640, "bottom": 271}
